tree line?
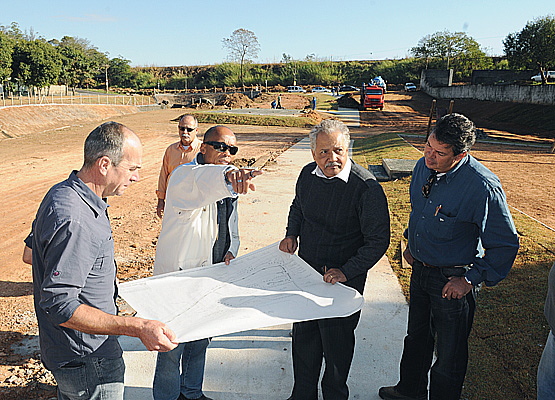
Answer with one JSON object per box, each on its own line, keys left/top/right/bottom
{"left": 1, "top": 16, "right": 553, "bottom": 95}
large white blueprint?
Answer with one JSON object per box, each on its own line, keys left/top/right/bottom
{"left": 118, "top": 242, "right": 364, "bottom": 342}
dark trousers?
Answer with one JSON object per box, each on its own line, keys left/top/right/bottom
{"left": 290, "top": 311, "right": 361, "bottom": 400}
{"left": 396, "top": 261, "right": 476, "bottom": 400}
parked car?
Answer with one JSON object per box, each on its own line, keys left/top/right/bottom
{"left": 311, "top": 86, "right": 331, "bottom": 93}
{"left": 531, "top": 71, "right": 555, "bottom": 82}
{"left": 338, "top": 85, "right": 359, "bottom": 92}
{"left": 404, "top": 82, "right": 417, "bottom": 92}
{"left": 287, "top": 85, "right": 306, "bottom": 93}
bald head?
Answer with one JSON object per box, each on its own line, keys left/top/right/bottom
{"left": 201, "top": 125, "right": 237, "bottom": 165}
{"left": 203, "top": 125, "right": 234, "bottom": 142}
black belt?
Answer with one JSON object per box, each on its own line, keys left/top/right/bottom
{"left": 421, "top": 261, "right": 471, "bottom": 269}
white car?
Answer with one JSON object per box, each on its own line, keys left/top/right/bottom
{"left": 531, "top": 71, "right": 555, "bottom": 82}
{"left": 311, "top": 86, "right": 331, "bottom": 93}
{"left": 287, "top": 86, "right": 306, "bottom": 93}
{"left": 404, "top": 82, "right": 417, "bottom": 92}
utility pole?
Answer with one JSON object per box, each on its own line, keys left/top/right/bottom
{"left": 104, "top": 65, "right": 109, "bottom": 93}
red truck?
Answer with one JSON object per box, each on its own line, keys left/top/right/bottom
{"left": 359, "top": 84, "right": 384, "bottom": 110}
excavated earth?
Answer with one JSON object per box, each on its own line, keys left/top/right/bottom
{"left": 1, "top": 90, "right": 554, "bottom": 399}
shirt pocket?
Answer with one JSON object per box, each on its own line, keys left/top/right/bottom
{"left": 427, "top": 214, "right": 456, "bottom": 241}
{"left": 92, "top": 237, "right": 114, "bottom": 271}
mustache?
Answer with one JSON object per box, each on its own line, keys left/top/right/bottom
{"left": 325, "top": 162, "right": 341, "bottom": 168}
{"left": 180, "top": 134, "right": 191, "bottom": 140}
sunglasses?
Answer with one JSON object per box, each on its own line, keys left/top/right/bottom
{"left": 179, "top": 126, "right": 196, "bottom": 132}
{"left": 422, "top": 171, "right": 438, "bottom": 198}
{"left": 204, "top": 141, "right": 239, "bottom": 155}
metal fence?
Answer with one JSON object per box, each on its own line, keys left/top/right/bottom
{"left": 0, "top": 93, "right": 154, "bottom": 108}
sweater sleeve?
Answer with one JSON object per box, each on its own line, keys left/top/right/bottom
{"left": 285, "top": 172, "right": 304, "bottom": 238}
{"left": 341, "top": 182, "right": 390, "bottom": 280}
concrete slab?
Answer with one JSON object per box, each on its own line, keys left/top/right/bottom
{"left": 382, "top": 159, "right": 418, "bottom": 180}
{"left": 327, "top": 108, "right": 360, "bottom": 127}
{"left": 368, "top": 165, "right": 390, "bottom": 182}
{"left": 120, "top": 138, "right": 408, "bottom": 400}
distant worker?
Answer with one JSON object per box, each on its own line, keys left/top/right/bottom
{"left": 271, "top": 99, "right": 277, "bottom": 109}
{"left": 311, "top": 97, "right": 317, "bottom": 110}
{"left": 156, "top": 114, "right": 202, "bottom": 218}
{"left": 277, "top": 95, "right": 283, "bottom": 109}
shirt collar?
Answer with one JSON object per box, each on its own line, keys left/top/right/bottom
{"left": 178, "top": 137, "right": 199, "bottom": 152}
{"left": 69, "top": 171, "right": 108, "bottom": 218}
{"left": 444, "top": 154, "right": 469, "bottom": 183}
{"left": 311, "top": 158, "right": 352, "bottom": 183}
{"left": 426, "top": 154, "right": 469, "bottom": 184}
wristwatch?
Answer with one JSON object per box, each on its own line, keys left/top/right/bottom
{"left": 464, "top": 276, "right": 473, "bottom": 286}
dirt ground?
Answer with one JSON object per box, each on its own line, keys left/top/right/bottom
{"left": 1, "top": 91, "right": 554, "bottom": 398}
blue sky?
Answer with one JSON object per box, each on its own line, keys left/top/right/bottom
{"left": 1, "top": 0, "right": 552, "bottom": 67}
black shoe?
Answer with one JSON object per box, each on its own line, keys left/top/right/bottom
{"left": 378, "top": 386, "right": 426, "bottom": 400}
{"left": 178, "top": 395, "right": 214, "bottom": 400}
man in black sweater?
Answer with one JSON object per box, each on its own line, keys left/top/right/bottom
{"left": 279, "top": 119, "right": 390, "bottom": 400}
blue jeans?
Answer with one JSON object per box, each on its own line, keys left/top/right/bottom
{"left": 52, "top": 357, "right": 125, "bottom": 400}
{"left": 153, "top": 338, "right": 210, "bottom": 400}
{"left": 395, "top": 261, "right": 476, "bottom": 400}
{"left": 538, "top": 330, "right": 555, "bottom": 399}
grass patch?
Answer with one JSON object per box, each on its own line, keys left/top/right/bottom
{"left": 312, "top": 93, "right": 337, "bottom": 111}
{"left": 188, "top": 111, "right": 317, "bottom": 128}
{"left": 352, "top": 133, "right": 553, "bottom": 399}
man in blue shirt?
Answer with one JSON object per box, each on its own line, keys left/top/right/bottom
{"left": 379, "top": 114, "right": 519, "bottom": 400}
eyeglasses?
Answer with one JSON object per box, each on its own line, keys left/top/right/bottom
{"left": 204, "top": 141, "right": 239, "bottom": 155}
{"left": 179, "top": 126, "right": 196, "bottom": 132}
{"left": 422, "top": 171, "right": 438, "bottom": 198}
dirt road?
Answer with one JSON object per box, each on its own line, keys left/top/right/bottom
{"left": 1, "top": 91, "right": 553, "bottom": 398}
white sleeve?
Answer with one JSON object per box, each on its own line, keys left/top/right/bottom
{"left": 228, "top": 200, "right": 240, "bottom": 257}
{"left": 166, "top": 164, "right": 237, "bottom": 211}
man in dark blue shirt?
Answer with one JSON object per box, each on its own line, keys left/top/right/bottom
{"left": 379, "top": 114, "right": 519, "bottom": 400}
{"left": 30, "top": 122, "right": 177, "bottom": 400}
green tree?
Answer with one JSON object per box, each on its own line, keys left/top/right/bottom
{"left": 131, "top": 70, "right": 155, "bottom": 89}
{"left": 281, "top": 53, "right": 300, "bottom": 85}
{"left": 0, "top": 31, "right": 14, "bottom": 83}
{"left": 222, "top": 28, "right": 260, "bottom": 88}
{"left": 503, "top": 15, "right": 555, "bottom": 83}
{"left": 411, "top": 30, "right": 489, "bottom": 79}
{"left": 11, "top": 39, "right": 62, "bottom": 89}
{"left": 0, "top": 22, "right": 25, "bottom": 41}
{"left": 51, "top": 36, "right": 103, "bottom": 92}
{"left": 108, "top": 57, "right": 133, "bottom": 88}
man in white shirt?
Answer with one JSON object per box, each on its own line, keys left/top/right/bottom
{"left": 152, "top": 125, "right": 261, "bottom": 400}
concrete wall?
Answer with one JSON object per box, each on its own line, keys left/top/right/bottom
{"left": 420, "top": 69, "right": 453, "bottom": 87}
{"left": 421, "top": 69, "right": 555, "bottom": 106}
{"left": 471, "top": 70, "right": 535, "bottom": 85}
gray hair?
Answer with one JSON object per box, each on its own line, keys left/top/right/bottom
{"left": 83, "top": 121, "right": 127, "bottom": 168}
{"left": 179, "top": 114, "right": 198, "bottom": 126}
{"left": 308, "top": 119, "right": 350, "bottom": 151}
{"left": 433, "top": 113, "right": 476, "bottom": 155}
